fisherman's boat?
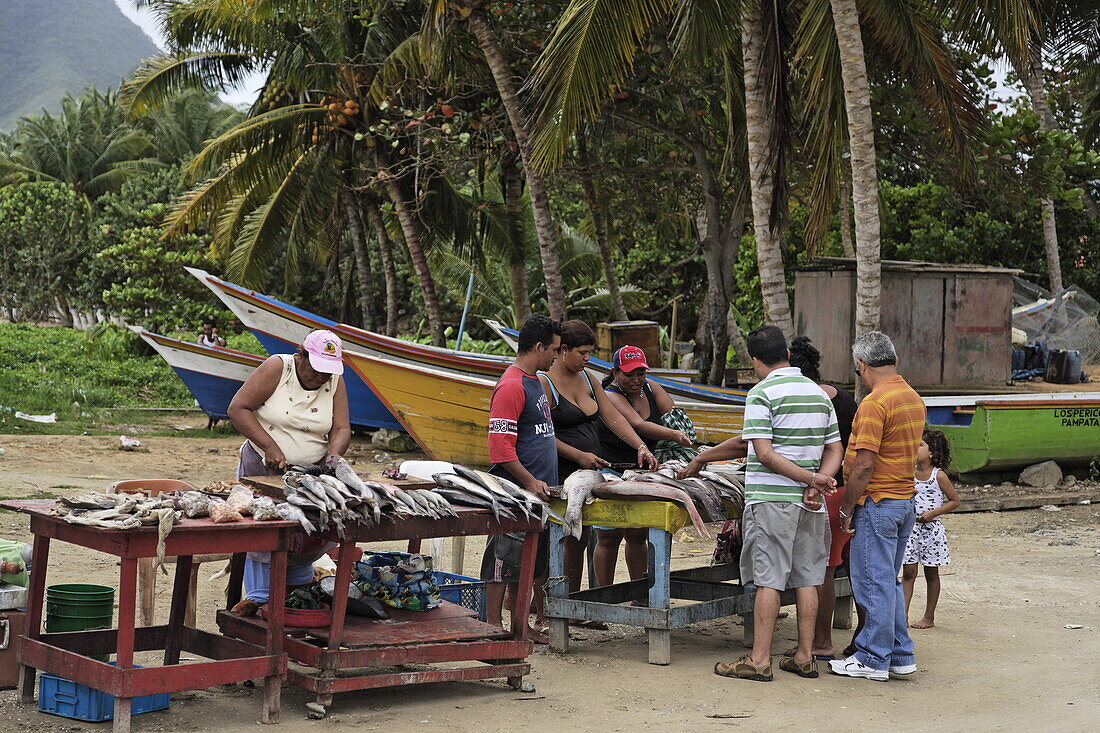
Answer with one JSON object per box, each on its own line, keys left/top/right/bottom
{"left": 187, "top": 267, "right": 748, "bottom": 406}
{"left": 925, "top": 392, "right": 1100, "bottom": 476}
{"left": 343, "top": 348, "right": 744, "bottom": 465}
{"left": 134, "top": 328, "right": 403, "bottom": 430}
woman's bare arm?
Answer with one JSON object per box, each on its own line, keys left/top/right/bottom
{"left": 228, "top": 356, "right": 285, "bottom": 468}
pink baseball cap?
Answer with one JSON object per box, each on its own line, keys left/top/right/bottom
{"left": 613, "top": 345, "right": 649, "bottom": 372}
{"left": 302, "top": 330, "right": 344, "bottom": 375}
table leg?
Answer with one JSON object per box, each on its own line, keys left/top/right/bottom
{"left": 226, "top": 552, "right": 245, "bottom": 610}
{"left": 506, "top": 530, "right": 538, "bottom": 690}
{"left": 262, "top": 547, "right": 286, "bottom": 725}
{"left": 547, "top": 523, "right": 569, "bottom": 653}
{"left": 18, "top": 534, "right": 49, "bottom": 704}
{"left": 315, "top": 541, "right": 355, "bottom": 709}
{"left": 646, "top": 528, "right": 671, "bottom": 666}
{"left": 742, "top": 611, "right": 755, "bottom": 648}
{"left": 407, "top": 539, "right": 422, "bottom": 554}
{"left": 138, "top": 558, "right": 156, "bottom": 627}
{"left": 185, "top": 562, "right": 201, "bottom": 628}
{"left": 833, "top": 586, "right": 853, "bottom": 630}
{"left": 164, "top": 555, "right": 193, "bottom": 665}
{"left": 449, "top": 536, "right": 466, "bottom": 575}
{"left": 113, "top": 557, "right": 138, "bottom": 733}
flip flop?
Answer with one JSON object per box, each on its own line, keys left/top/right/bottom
{"left": 569, "top": 619, "right": 609, "bottom": 630}
{"left": 781, "top": 647, "right": 834, "bottom": 661}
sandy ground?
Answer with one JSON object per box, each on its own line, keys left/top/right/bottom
{"left": 0, "top": 432, "right": 1098, "bottom": 732}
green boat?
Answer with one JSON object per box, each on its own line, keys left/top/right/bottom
{"left": 925, "top": 393, "right": 1100, "bottom": 475}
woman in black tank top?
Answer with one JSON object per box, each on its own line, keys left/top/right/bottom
{"left": 541, "top": 322, "right": 657, "bottom": 599}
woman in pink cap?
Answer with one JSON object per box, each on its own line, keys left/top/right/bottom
{"left": 226, "top": 329, "right": 350, "bottom": 615}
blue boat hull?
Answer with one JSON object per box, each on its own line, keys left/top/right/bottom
{"left": 171, "top": 366, "right": 244, "bottom": 421}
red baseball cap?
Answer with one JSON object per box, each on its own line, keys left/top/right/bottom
{"left": 302, "top": 329, "right": 344, "bottom": 375}
{"left": 613, "top": 345, "right": 649, "bottom": 372}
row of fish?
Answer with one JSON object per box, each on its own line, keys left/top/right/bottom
{"left": 54, "top": 493, "right": 181, "bottom": 562}
{"left": 430, "top": 465, "right": 563, "bottom": 525}
{"left": 278, "top": 456, "right": 458, "bottom": 537}
{"left": 560, "top": 462, "right": 746, "bottom": 540}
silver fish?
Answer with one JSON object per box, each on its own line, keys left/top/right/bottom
{"left": 562, "top": 470, "right": 605, "bottom": 539}
{"left": 432, "top": 488, "right": 495, "bottom": 511}
{"left": 276, "top": 502, "right": 317, "bottom": 534}
{"left": 433, "top": 473, "right": 508, "bottom": 515}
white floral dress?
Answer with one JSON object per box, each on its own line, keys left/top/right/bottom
{"left": 903, "top": 467, "right": 951, "bottom": 566}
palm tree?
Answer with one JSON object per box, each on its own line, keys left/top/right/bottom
{"left": 827, "top": 0, "right": 881, "bottom": 336}
{"left": 575, "top": 128, "right": 627, "bottom": 321}
{"left": 424, "top": 1, "right": 568, "bottom": 320}
{"left": 0, "top": 88, "right": 161, "bottom": 205}
{"left": 954, "top": 0, "right": 1100, "bottom": 294}
{"left": 125, "top": 0, "right": 456, "bottom": 343}
{"left": 141, "top": 89, "right": 243, "bottom": 164}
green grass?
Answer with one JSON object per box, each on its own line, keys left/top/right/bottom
{"left": 0, "top": 323, "right": 194, "bottom": 432}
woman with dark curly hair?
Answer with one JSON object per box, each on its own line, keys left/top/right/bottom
{"left": 901, "top": 429, "right": 960, "bottom": 629}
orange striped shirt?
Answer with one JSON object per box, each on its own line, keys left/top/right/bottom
{"left": 844, "top": 376, "right": 926, "bottom": 503}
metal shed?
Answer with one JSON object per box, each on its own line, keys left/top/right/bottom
{"left": 793, "top": 258, "right": 1022, "bottom": 388}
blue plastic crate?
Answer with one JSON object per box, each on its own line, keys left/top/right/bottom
{"left": 38, "top": 663, "right": 170, "bottom": 722}
{"left": 433, "top": 571, "right": 486, "bottom": 621}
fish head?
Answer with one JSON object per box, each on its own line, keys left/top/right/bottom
{"left": 562, "top": 470, "right": 605, "bottom": 497}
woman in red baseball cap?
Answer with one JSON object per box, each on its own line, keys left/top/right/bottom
{"left": 595, "top": 345, "right": 694, "bottom": 587}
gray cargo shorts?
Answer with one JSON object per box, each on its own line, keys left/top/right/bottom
{"left": 740, "top": 502, "right": 828, "bottom": 591}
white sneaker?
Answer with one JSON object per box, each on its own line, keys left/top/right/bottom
{"left": 828, "top": 656, "right": 889, "bottom": 682}
{"left": 890, "top": 663, "right": 917, "bottom": 675}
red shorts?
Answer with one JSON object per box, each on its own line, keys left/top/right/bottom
{"left": 825, "top": 488, "right": 851, "bottom": 567}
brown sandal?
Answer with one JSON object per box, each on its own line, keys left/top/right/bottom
{"left": 779, "top": 656, "right": 819, "bottom": 679}
{"left": 714, "top": 655, "right": 773, "bottom": 682}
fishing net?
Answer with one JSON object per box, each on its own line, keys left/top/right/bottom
{"left": 1012, "top": 277, "right": 1100, "bottom": 365}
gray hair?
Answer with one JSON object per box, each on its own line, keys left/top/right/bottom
{"left": 852, "top": 331, "right": 897, "bottom": 367}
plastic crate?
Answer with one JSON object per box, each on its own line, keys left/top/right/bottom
{"left": 433, "top": 571, "right": 486, "bottom": 621}
{"left": 38, "top": 664, "right": 169, "bottom": 722}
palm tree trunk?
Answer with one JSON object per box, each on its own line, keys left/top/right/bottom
{"left": 1018, "top": 43, "right": 1063, "bottom": 294}
{"left": 364, "top": 201, "right": 400, "bottom": 336}
{"left": 382, "top": 175, "right": 445, "bottom": 346}
{"left": 741, "top": 5, "right": 794, "bottom": 338}
{"left": 830, "top": 0, "right": 881, "bottom": 338}
{"left": 576, "top": 132, "right": 627, "bottom": 321}
{"left": 501, "top": 155, "right": 533, "bottom": 324}
{"left": 466, "top": 9, "right": 566, "bottom": 321}
{"left": 838, "top": 177, "right": 854, "bottom": 257}
{"left": 342, "top": 189, "right": 375, "bottom": 330}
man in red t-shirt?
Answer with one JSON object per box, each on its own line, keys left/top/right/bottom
{"left": 481, "top": 315, "right": 561, "bottom": 643}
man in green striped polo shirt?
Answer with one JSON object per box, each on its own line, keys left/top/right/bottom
{"left": 715, "top": 326, "right": 842, "bottom": 683}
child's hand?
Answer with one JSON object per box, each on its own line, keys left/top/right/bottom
{"left": 917, "top": 511, "right": 934, "bottom": 523}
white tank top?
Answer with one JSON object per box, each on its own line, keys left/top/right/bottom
{"left": 248, "top": 354, "right": 337, "bottom": 466}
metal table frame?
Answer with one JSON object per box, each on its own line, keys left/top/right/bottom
{"left": 2, "top": 500, "right": 294, "bottom": 733}
{"left": 545, "top": 520, "right": 854, "bottom": 664}
{"left": 218, "top": 507, "right": 544, "bottom": 716}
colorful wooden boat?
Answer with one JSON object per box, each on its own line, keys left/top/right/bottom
{"left": 925, "top": 393, "right": 1100, "bottom": 474}
{"left": 344, "top": 348, "right": 744, "bottom": 465}
{"left": 187, "top": 267, "right": 747, "bottom": 406}
{"left": 133, "top": 328, "right": 262, "bottom": 421}
{"left": 133, "top": 328, "right": 403, "bottom": 430}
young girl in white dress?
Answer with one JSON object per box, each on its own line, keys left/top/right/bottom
{"left": 902, "top": 429, "right": 960, "bottom": 629}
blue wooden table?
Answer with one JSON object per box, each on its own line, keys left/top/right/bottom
{"left": 545, "top": 517, "right": 853, "bottom": 665}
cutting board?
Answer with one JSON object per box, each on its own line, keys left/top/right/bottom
{"left": 240, "top": 473, "right": 436, "bottom": 499}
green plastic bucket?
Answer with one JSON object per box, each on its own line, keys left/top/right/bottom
{"left": 45, "top": 584, "right": 115, "bottom": 633}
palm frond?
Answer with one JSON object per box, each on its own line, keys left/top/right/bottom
{"left": 527, "top": 0, "right": 678, "bottom": 171}
{"left": 122, "top": 52, "right": 259, "bottom": 116}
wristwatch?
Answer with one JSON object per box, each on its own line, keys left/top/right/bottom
{"left": 838, "top": 508, "right": 853, "bottom": 520}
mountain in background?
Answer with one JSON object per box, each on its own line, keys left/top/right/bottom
{"left": 0, "top": 0, "right": 159, "bottom": 129}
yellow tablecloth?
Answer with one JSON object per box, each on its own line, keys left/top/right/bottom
{"left": 549, "top": 498, "right": 691, "bottom": 534}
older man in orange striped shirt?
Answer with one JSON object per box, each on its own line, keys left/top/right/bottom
{"left": 829, "top": 332, "right": 926, "bottom": 682}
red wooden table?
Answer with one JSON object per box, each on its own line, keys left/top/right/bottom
{"left": 217, "top": 506, "right": 543, "bottom": 716}
{"left": 1, "top": 500, "right": 296, "bottom": 733}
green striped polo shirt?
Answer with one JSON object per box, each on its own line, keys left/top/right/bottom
{"left": 741, "top": 367, "right": 840, "bottom": 509}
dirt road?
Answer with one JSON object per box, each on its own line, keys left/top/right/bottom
{"left": 0, "top": 433, "right": 1097, "bottom": 731}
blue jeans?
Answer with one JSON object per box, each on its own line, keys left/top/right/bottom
{"left": 850, "top": 497, "right": 916, "bottom": 671}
